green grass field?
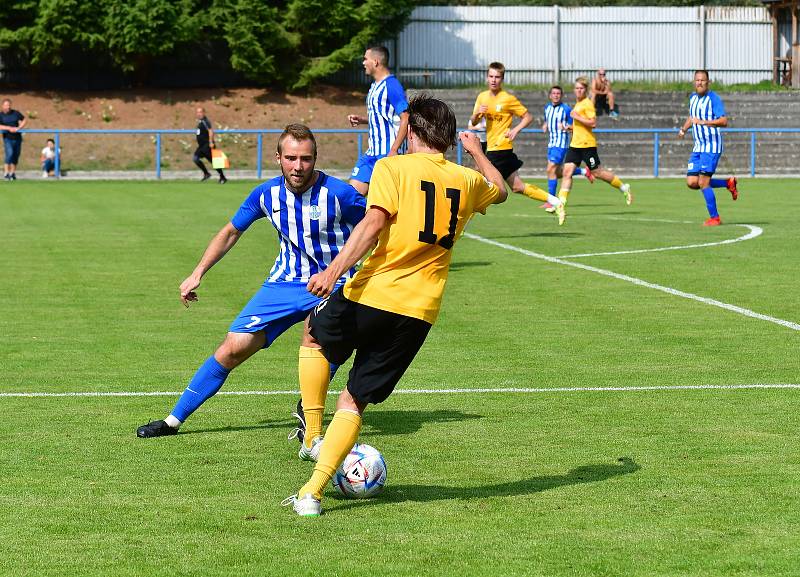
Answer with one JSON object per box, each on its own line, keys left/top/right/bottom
{"left": 2, "top": 177, "right": 799, "bottom": 577}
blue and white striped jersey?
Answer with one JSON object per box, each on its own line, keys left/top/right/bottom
{"left": 544, "top": 102, "right": 572, "bottom": 148}
{"left": 366, "top": 75, "right": 408, "bottom": 157}
{"left": 689, "top": 91, "right": 726, "bottom": 154}
{"left": 231, "top": 172, "right": 366, "bottom": 283}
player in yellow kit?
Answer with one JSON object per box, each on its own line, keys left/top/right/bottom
{"left": 557, "top": 76, "right": 632, "bottom": 225}
{"left": 282, "top": 95, "right": 507, "bottom": 516}
{"left": 470, "top": 62, "right": 563, "bottom": 214}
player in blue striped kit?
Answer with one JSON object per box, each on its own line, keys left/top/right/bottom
{"left": 137, "top": 125, "right": 366, "bottom": 440}
{"left": 348, "top": 46, "right": 409, "bottom": 196}
{"left": 678, "top": 70, "right": 739, "bottom": 226}
{"left": 541, "top": 85, "right": 593, "bottom": 210}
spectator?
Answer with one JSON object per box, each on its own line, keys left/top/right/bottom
{"left": 41, "top": 138, "right": 58, "bottom": 178}
{"left": 0, "top": 98, "right": 26, "bottom": 181}
{"left": 591, "top": 68, "right": 619, "bottom": 118}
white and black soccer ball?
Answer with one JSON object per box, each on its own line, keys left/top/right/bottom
{"left": 333, "top": 443, "right": 387, "bottom": 499}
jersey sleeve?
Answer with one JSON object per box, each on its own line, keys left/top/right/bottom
{"left": 508, "top": 95, "right": 528, "bottom": 118}
{"left": 367, "top": 159, "right": 399, "bottom": 218}
{"left": 469, "top": 170, "right": 502, "bottom": 215}
{"left": 203, "top": 118, "right": 212, "bottom": 130}
{"left": 385, "top": 77, "right": 408, "bottom": 115}
{"left": 563, "top": 104, "right": 574, "bottom": 124}
{"left": 336, "top": 183, "right": 367, "bottom": 227}
{"left": 230, "top": 186, "right": 266, "bottom": 232}
{"left": 710, "top": 93, "right": 726, "bottom": 118}
{"left": 472, "top": 94, "right": 484, "bottom": 115}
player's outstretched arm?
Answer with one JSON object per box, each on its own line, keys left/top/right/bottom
{"left": 180, "top": 222, "right": 243, "bottom": 307}
{"left": 460, "top": 132, "right": 507, "bottom": 204}
{"left": 307, "top": 208, "right": 388, "bottom": 297}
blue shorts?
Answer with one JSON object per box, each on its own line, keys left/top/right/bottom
{"left": 350, "top": 154, "right": 385, "bottom": 184}
{"left": 229, "top": 281, "right": 339, "bottom": 348}
{"left": 3, "top": 137, "right": 22, "bottom": 165}
{"left": 547, "top": 146, "right": 568, "bottom": 165}
{"left": 687, "top": 152, "right": 721, "bottom": 176}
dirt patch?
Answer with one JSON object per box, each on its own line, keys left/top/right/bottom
{"left": 3, "top": 86, "right": 368, "bottom": 173}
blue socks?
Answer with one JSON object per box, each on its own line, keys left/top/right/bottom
{"left": 701, "top": 187, "right": 719, "bottom": 218}
{"left": 548, "top": 179, "right": 557, "bottom": 195}
{"left": 171, "top": 356, "right": 231, "bottom": 422}
{"left": 330, "top": 363, "right": 339, "bottom": 381}
{"left": 710, "top": 178, "right": 727, "bottom": 189}
{"left": 574, "top": 167, "right": 584, "bottom": 176}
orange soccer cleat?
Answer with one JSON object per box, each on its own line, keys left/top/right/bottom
{"left": 703, "top": 216, "right": 722, "bottom": 227}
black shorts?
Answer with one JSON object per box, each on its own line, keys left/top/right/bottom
{"left": 564, "top": 147, "right": 601, "bottom": 170}
{"left": 309, "top": 288, "right": 432, "bottom": 405}
{"left": 193, "top": 144, "right": 212, "bottom": 163}
{"left": 486, "top": 149, "right": 523, "bottom": 180}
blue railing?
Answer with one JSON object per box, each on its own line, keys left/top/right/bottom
{"left": 20, "top": 127, "right": 800, "bottom": 179}
{"left": 20, "top": 128, "right": 368, "bottom": 180}
{"left": 456, "top": 127, "right": 800, "bottom": 178}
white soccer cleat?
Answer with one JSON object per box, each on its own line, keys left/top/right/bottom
{"left": 620, "top": 183, "right": 633, "bottom": 206}
{"left": 282, "top": 493, "right": 321, "bottom": 517}
{"left": 298, "top": 436, "right": 323, "bottom": 462}
{"left": 555, "top": 202, "right": 566, "bottom": 226}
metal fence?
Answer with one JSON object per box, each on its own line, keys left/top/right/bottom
{"left": 390, "top": 5, "right": 772, "bottom": 87}
{"left": 19, "top": 127, "right": 800, "bottom": 179}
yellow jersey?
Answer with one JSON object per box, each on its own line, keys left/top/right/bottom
{"left": 570, "top": 98, "right": 597, "bottom": 148}
{"left": 472, "top": 90, "right": 528, "bottom": 152}
{"left": 343, "top": 153, "right": 501, "bottom": 324}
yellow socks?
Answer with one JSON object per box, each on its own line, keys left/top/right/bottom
{"left": 299, "top": 346, "right": 329, "bottom": 449}
{"left": 558, "top": 189, "right": 570, "bottom": 204}
{"left": 521, "top": 183, "right": 549, "bottom": 203}
{"left": 298, "top": 409, "right": 362, "bottom": 500}
{"left": 610, "top": 176, "right": 623, "bottom": 189}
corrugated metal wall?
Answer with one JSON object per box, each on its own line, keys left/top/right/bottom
{"left": 393, "top": 5, "right": 772, "bottom": 87}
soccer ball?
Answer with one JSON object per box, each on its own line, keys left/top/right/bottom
{"left": 332, "top": 443, "right": 387, "bottom": 499}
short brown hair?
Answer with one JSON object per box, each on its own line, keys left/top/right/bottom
{"left": 694, "top": 69, "right": 710, "bottom": 80}
{"left": 488, "top": 62, "right": 505, "bottom": 78}
{"left": 367, "top": 46, "right": 390, "bottom": 67}
{"left": 575, "top": 76, "right": 589, "bottom": 88}
{"left": 277, "top": 123, "right": 317, "bottom": 157}
{"left": 549, "top": 85, "right": 563, "bottom": 94}
{"left": 407, "top": 94, "right": 456, "bottom": 153}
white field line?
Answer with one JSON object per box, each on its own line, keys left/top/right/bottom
{"left": 557, "top": 224, "right": 762, "bottom": 258}
{"left": 2, "top": 384, "right": 800, "bottom": 398}
{"left": 464, "top": 232, "right": 800, "bottom": 332}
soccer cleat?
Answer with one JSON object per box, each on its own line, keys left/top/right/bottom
{"left": 620, "top": 183, "right": 633, "bottom": 205}
{"left": 544, "top": 204, "right": 556, "bottom": 214}
{"left": 610, "top": 111, "right": 620, "bottom": 119}
{"left": 218, "top": 176, "right": 228, "bottom": 184}
{"left": 298, "top": 436, "right": 323, "bottom": 462}
{"left": 727, "top": 177, "right": 738, "bottom": 201}
{"left": 555, "top": 202, "right": 566, "bottom": 226}
{"left": 10, "top": 173, "right": 16, "bottom": 181}
{"left": 287, "top": 399, "right": 306, "bottom": 444}
{"left": 136, "top": 419, "right": 178, "bottom": 438}
{"left": 703, "top": 216, "right": 722, "bottom": 226}
{"left": 282, "top": 493, "right": 321, "bottom": 517}
{"left": 42, "top": 171, "right": 49, "bottom": 178}
{"left": 539, "top": 202, "right": 552, "bottom": 210}
{"left": 200, "top": 173, "right": 211, "bottom": 182}
{"left": 584, "top": 167, "right": 595, "bottom": 183}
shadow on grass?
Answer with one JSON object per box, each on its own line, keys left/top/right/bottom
{"left": 330, "top": 457, "right": 640, "bottom": 508}
{"left": 450, "top": 260, "right": 494, "bottom": 271}
{"left": 491, "top": 232, "right": 584, "bottom": 239}
{"left": 179, "top": 409, "right": 482, "bottom": 437}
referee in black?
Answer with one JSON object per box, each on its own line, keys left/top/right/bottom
{"left": 193, "top": 106, "right": 227, "bottom": 183}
